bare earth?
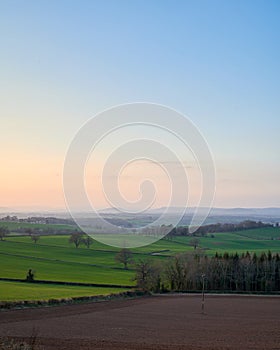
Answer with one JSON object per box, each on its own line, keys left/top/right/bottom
{"left": 0, "top": 295, "right": 280, "bottom": 350}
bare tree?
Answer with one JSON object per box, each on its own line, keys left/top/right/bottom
{"left": 189, "top": 238, "right": 200, "bottom": 250}
{"left": 115, "top": 248, "right": 133, "bottom": 269}
{"left": 69, "top": 232, "right": 84, "bottom": 248}
{"left": 135, "top": 259, "right": 158, "bottom": 291}
{"left": 0, "top": 226, "right": 9, "bottom": 241}
{"left": 25, "top": 228, "right": 34, "bottom": 236}
{"left": 83, "top": 235, "right": 93, "bottom": 248}
{"left": 30, "top": 234, "right": 40, "bottom": 244}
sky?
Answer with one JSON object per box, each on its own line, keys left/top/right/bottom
{"left": 0, "top": 0, "right": 280, "bottom": 210}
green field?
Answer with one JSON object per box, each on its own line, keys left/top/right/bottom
{"left": 172, "top": 231, "right": 280, "bottom": 256}
{"left": 230, "top": 227, "right": 280, "bottom": 240}
{"left": 0, "top": 281, "right": 127, "bottom": 302}
{"left": 1, "top": 226, "right": 280, "bottom": 301}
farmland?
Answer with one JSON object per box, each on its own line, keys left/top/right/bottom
{"left": 0, "top": 295, "right": 279, "bottom": 349}
{"left": 0, "top": 224, "right": 280, "bottom": 301}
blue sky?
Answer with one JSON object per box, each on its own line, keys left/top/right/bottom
{"left": 0, "top": 0, "right": 279, "bottom": 209}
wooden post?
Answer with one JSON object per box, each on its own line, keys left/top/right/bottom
{"left": 201, "top": 273, "right": 205, "bottom": 314}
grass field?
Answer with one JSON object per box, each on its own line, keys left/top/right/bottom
{"left": 1, "top": 226, "right": 280, "bottom": 301}
{"left": 172, "top": 231, "right": 280, "bottom": 255}
{"left": 0, "top": 281, "right": 127, "bottom": 301}
{"left": 0, "top": 253, "right": 135, "bottom": 284}
{"left": 230, "top": 227, "right": 280, "bottom": 240}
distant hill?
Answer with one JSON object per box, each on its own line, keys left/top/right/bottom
{"left": 1, "top": 207, "right": 279, "bottom": 226}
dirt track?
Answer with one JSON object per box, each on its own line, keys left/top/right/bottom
{"left": 0, "top": 295, "right": 280, "bottom": 349}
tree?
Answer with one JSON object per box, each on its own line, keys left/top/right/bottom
{"left": 83, "top": 235, "right": 93, "bottom": 248}
{"left": 189, "top": 238, "right": 200, "bottom": 250}
{"left": 0, "top": 226, "right": 9, "bottom": 241}
{"left": 115, "top": 248, "right": 133, "bottom": 269}
{"left": 26, "top": 269, "right": 34, "bottom": 282}
{"left": 30, "top": 234, "right": 40, "bottom": 244}
{"left": 69, "top": 232, "right": 84, "bottom": 248}
{"left": 135, "top": 259, "right": 157, "bottom": 291}
{"left": 25, "top": 228, "right": 34, "bottom": 236}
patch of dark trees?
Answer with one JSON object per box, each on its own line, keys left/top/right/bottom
{"left": 136, "top": 251, "right": 280, "bottom": 293}
{"left": 167, "top": 220, "right": 273, "bottom": 238}
{"left": 19, "top": 226, "right": 80, "bottom": 236}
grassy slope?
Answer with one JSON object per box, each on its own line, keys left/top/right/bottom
{"left": 0, "top": 254, "right": 135, "bottom": 285}
{"left": 0, "top": 240, "right": 129, "bottom": 267}
{"left": 232, "top": 227, "right": 280, "bottom": 240}
{"left": 0, "top": 281, "right": 127, "bottom": 301}
{"left": 168, "top": 228, "right": 280, "bottom": 255}
{"left": 8, "top": 234, "right": 194, "bottom": 253}
{"left": 1, "top": 227, "right": 280, "bottom": 301}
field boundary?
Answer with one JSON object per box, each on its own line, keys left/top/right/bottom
{"left": 0, "top": 277, "right": 134, "bottom": 289}
{"left": 157, "top": 290, "right": 280, "bottom": 296}
{"left": 0, "top": 290, "right": 148, "bottom": 310}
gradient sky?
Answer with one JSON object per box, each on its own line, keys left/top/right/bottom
{"left": 0, "top": 0, "right": 280, "bottom": 210}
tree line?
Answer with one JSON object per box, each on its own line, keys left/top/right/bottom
{"left": 166, "top": 220, "right": 273, "bottom": 238}
{"left": 0, "top": 215, "right": 74, "bottom": 225}
{"left": 135, "top": 250, "right": 280, "bottom": 293}
{"left": 0, "top": 224, "right": 81, "bottom": 239}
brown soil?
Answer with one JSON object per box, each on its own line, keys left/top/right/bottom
{"left": 0, "top": 295, "right": 279, "bottom": 349}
